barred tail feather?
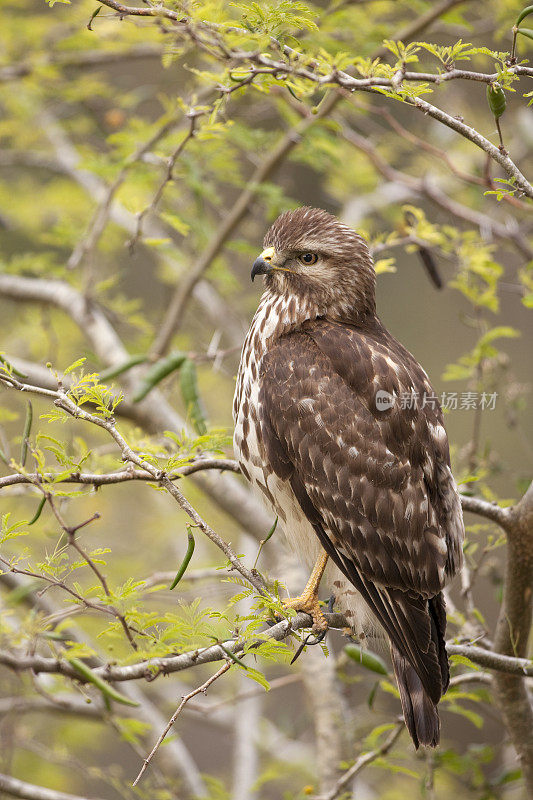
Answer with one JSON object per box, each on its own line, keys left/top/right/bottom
{"left": 390, "top": 644, "right": 440, "bottom": 749}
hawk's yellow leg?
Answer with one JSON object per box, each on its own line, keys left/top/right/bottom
{"left": 282, "top": 550, "right": 329, "bottom": 632}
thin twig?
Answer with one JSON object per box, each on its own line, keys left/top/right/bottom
{"left": 67, "top": 114, "right": 182, "bottom": 275}
{"left": 132, "top": 661, "right": 232, "bottom": 786}
{"left": 0, "top": 43, "right": 164, "bottom": 83}
{"left": 127, "top": 111, "right": 201, "bottom": 251}
{"left": 0, "top": 460, "right": 240, "bottom": 490}
{"left": 0, "top": 772, "right": 107, "bottom": 800}
{"left": 314, "top": 722, "right": 404, "bottom": 800}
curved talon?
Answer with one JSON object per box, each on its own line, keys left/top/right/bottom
{"left": 307, "top": 628, "right": 328, "bottom": 646}
{"left": 281, "top": 594, "right": 329, "bottom": 633}
{"left": 290, "top": 629, "right": 328, "bottom": 665}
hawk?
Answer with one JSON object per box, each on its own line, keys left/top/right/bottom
{"left": 233, "top": 207, "right": 464, "bottom": 748}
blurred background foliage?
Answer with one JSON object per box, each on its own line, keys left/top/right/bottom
{"left": 0, "top": 1, "right": 532, "bottom": 799}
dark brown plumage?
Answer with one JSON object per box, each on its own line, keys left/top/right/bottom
{"left": 233, "top": 207, "right": 464, "bottom": 748}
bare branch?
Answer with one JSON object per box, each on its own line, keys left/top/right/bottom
{"left": 448, "top": 672, "right": 493, "bottom": 688}
{"left": 0, "top": 460, "right": 240, "bottom": 490}
{"left": 0, "top": 43, "right": 164, "bottom": 83}
{"left": 0, "top": 773, "right": 107, "bottom": 800}
{"left": 313, "top": 723, "right": 404, "bottom": 800}
{"left": 460, "top": 494, "right": 513, "bottom": 527}
{"left": 133, "top": 661, "right": 232, "bottom": 786}
{"left": 491, "top": 480, "right": 533, "bottom": 793}
{"left": 446, "top": 644, "right": 533, "bottom": 676}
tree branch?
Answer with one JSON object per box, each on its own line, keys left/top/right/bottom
{"left": 491, "top": 480, "right": 533, "bottom": 795}
{"left": 0, "top": 460, "right": 240, "bottom": 490}
{"left": 338, "top": 122, "right": 533, "bottom": 259}
{"left": 0, "top": 571, "right": 207, "bottom": 796}
{"left": 446, "top": 644, "right": 532, "bottom": 675}
{"left": 460, "top": 494, "right": 513, "bottom": 527}
{"left": 313, "top": 722, "right": 404, "bottom": 800}
{"left": 0, "top": 614, "right": 530, "bottom": 684}
{"left": 0, "top": 773, "right": 106, "bottom": 800}
{"left": 0, "top": 43, "right": 164, "bottom": 83}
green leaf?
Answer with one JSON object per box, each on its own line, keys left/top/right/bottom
{"left": 68, "top": 658, "right": 139, "bottom": 707}
{"left": 180, "top": 359, "right": 207, "bottom": 435}
{"left": 64, "top": 358, "right": 87, "bottom": 375}
{"left": 446, "top": 701, "right": 484, "bottom": 729}
{"left": 486, "top": 84, "right": 506, "bottom": 119}
{"left": 449, "top": 654, "right": 481, "bottom": 671}
{"left": 244, "top": 666, "right": 270, "bottom": 691}
{"left": 133, "top": 351, "right": 187, "bottom": 403}
{"left": 160, "top": 212, "right": 191, "bottom": 236}
{"left": 344, "top": 643, "right": 389, "bottom": 675}
{"left": 1, "top": 513, "right": 28, "bottom": 544}
{"left": 517, "top": 27, "right": 533, "bottom": 41}
{"left": 169, "top": 527, "right": 196, "bottom": 589}
{"left": 20, "top": 401, "right": 33, "bottom": 467}
{"left": 516, "top": 4, "right": 533, "bottom": 27}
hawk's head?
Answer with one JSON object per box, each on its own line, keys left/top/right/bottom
{"left": 251, "top": 207, "right": 376, "bottom": 321}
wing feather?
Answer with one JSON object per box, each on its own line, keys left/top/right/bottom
{"left": 258, "top": 319, "right": 463, "bottom": 707}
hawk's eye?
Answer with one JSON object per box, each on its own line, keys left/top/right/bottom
{"left": 298, "top": 252, "right": 318, "bottom": 265}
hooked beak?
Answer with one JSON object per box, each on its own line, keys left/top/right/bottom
{"left": 251, "top": 247, "right": 275, "bottom": 282}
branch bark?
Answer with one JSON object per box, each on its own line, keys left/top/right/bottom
{"left": 0, "top": 461, "right": 240, "bottom": 490}
{"left": 313, "top": 723, "right": 404, "bottom": 800}
{"left": 491, "top": 481, "right": 533, "bottom": 796}
{"left": 0, "top": 614, "right": 530, "bottom": 684}
{"left": 0, "top": 43, "right": 164, "bottom": 83}
{"left": 0, "top": 773, "right": 106, "bottom": 800}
